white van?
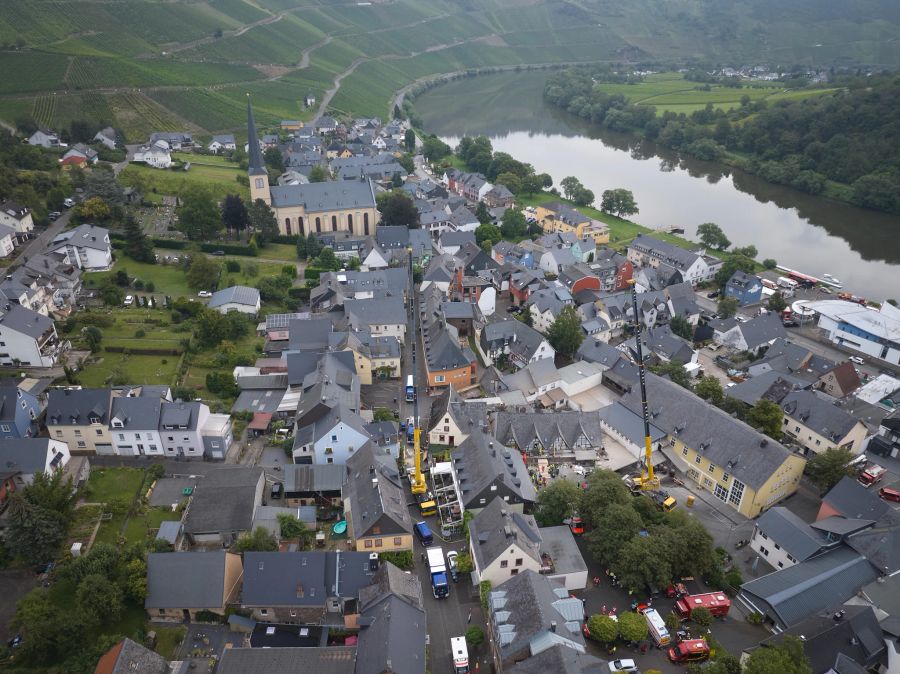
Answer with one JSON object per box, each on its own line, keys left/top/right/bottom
{"left": 451, "top": 636, "right": 469, "bottom": 674}
{"left": 644, "top": 607, "right": 670, "bottom": 646}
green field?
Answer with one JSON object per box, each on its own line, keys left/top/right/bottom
{"left": 120, "top": 163, "right": 248, "bottom": 201}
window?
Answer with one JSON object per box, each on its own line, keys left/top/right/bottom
{"left": 794, "top": 426, "right": 800, "bottom": 433}
{"left": 331, "top": 435, "right": 337, "bottom": 442}
{"left": 325, "top": 447, "right": 333, "bottom": 454}
{"left": 0, "top": 424, "right": 9, "bottom": 433}
{"left": 728, "top": 479, "right": 745, "bottom": 508}
{"left": 74, "top": 430, "right": 82, "bottom": 437}
{"left": 149, "top": 445, "right": 157, "bottom": 451}
{"left": 721, "top": 473, "right": 729, "bottom": 483}
{"left": 255, "top": 178, "right": 264, "bottom": 189}
{"left": 444, "top": 426, "right": 449, "bottom": 432}
{"left": 331, "top": 215, "right": 337, "bottom": 231}
{"left": 316, "top": 217, "right": 321, "bottom": 232}
{"left": 479, "top": 498, "right": 486, "bottom": 505}
{"left": 435, "top": 375, "right": 445, "bottom": 383}
{"left": 260, "top": 609, "right": 268, "bottom": 616}
{"left": 290, "top": 610, "right": 297, "bottom": 618}
{"left": 77, "top": 441, "right": 86, "bottom": 448}
{"left": 714, "top": 484, "right": 728, "bottom": 501}
{"left": 20, "top": 400, "right": 26, "bottom": 409}
{"left": 348, "top": 214, "right": 353, "bottom": 233}
{"left": 761, "top": 532, "right": 768, "bottom": 539}
{"left": 490, "top": 485, "right": 497, "bottom": 491}
{"left": 375, "top": 538, "right": 383, "bottom": 548}
{"left": 759, "top": 546, "right": 769, "bottom": 556}
{"left": 774, "top": 543, "right": 780, "bottom": 550}
{"left": 777, "top": 561, "right": 784, "bottom": 568}
{"left": 510, "top": 569, "right": 519, "bottom": 576}
{"left": 135, "top": 433, "right": 141, "bottom": 440}
{"left": 119, "top": 434, "right": 125, "bottom": 440}
{"left": 703, "top": 477, "right": 713, "bottom": 488}
{"left": 394, "top": 537, "right": 402, "bottom": 546}
{"left": 682, "top": 447, "right": 688, "bottom": 456}
{"left": 326, "top": 457, "right": 334, "bottom": 464}
{"left": 55, "top": 430, "right": 62, "bottom": 437}
{"left": 364, "top": 539, "right": 373, "bottom": 548}
{"left": 708, "top": 463, "right": 715, "bottom": 473}
{"left": 694, "top": 454, "right": 702, "bottom": 464}
{"left": 500, "top": 560, "right": 508, "bottom": 568}
{"left": 515, "top": 558, "right": 523, "bottom": 567}
{"left": 815, "top": 439, "right": 821, "bottom": 446}
{"left": 439, "top": 435, "right": 445, "bottom": 442}
{"left": 96, "top": 429, "right": 103, "bottom": 435}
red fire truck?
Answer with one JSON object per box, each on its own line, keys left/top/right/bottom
{"left": 859, "top": 463, "right": 886, "bottom": 488}
{"left": 668, "top": 638, "right": 710, "bottom": 664}
{"left": 674, "top": 592, "right": 731, "bottom": 620}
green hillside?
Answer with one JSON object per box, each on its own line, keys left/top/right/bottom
{"left": 0, "top": 0, "right": 897, "bottom": 139}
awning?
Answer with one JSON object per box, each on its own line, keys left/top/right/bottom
{"left": 248, "top": 413, "right": 273, "bottom": 431}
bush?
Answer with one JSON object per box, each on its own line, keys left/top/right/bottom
{"left": 281, "top": 264, "right": 296, "bottom": 278}
{"left": 480, "top": 580, "right": 492, "bottom": 611}
{"left": 303, "top": 267, "right": 323, "bottom": 282}
{"left": 225, "top": 260, "right": 241, "bottom": 273}
{"left": 152, "top": 238, "right": 189, "bottom": 250}
{"left": 746, "top": 611, "right": 764, "bottom": 625}
{"left": 378, "top": 550, "right": 414, "bottom": 570}
{"left": 135, "top": 329, "right": 146, "bottom": 338}
{"left": 199, "top": 242, "right": 257, "bottom": 257}
{"left": 145, "top": 281, "right": 155, "bottom": 292}
{"left": 134, "top": 279, "right": 145, "bottom": 290}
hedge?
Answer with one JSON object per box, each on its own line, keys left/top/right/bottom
{"left": 288, "top": 287, "right": 311, "bottom": 300}
{"left": 269, "top": 234, "right": 300, "bottom": 245}
{"left": 303, "top": 267, "right": 328, "bottom": 282}
{"left": 104, "top": 346, "right": 182, "bottom": 356}
{"left": 152, "top": 238, "right": 189, "bottom": 250}
{"left": 199, "top": 242, "right": 258, "bottom": 257}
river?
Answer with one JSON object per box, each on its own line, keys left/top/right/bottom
{"left": 413, "top": 71, "right": 900, "bottom": 298}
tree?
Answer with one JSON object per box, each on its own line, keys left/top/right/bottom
{"left": 475, "top": 201, "right": 491, "bottom": 224}
{"left": 264, "top": 147, "right": 284, "bottom": 173}
{"left": 763, "top": 258, "right": 778, "bottom": 269}
{"left": 315, "top": 246, "right": 340, "bottom": 271}
{"left": 649, "top": 361, "right": 691, "bottom": 389}
{"left": 767, "top": 291, "right": 787, "bottom": 313}
{"left": 296, "top": 234, "right": 308, "bottom": 259}
{"left": 717, "top": 295, "right": 740, "bottom": 318}
{"left": 746, "top": 399, "right": 784, "bottom": 439}
{"left": 422, "top": 135, "right": 452, "bottom": 162}
{"left": 122, "top": 215, "right": 154, "bottom": 263}
{"left": 397, "top": 153, "right": 415, "bottom": 174}
{"left": 277, "top": 514, "right": 314, "bottom": 547}
{"left": 465, "top": 625, "right": 485, "bottom": 648}
{"left": 495, "top": 171, "right": 522, "bottom": 195}
{"left": 715, "top": 255, "right": 757, "bottom": 287}
{"left": 690, "top": 606, "right": 713, "bottom": 627}
{"left": 587, "top": 614, "right": 618, "bottom": 643}
{"left": 617, "top": 610, "right": 649, "bottom": 643}
{"left": 247, "top": 199, "right": 279, "bottom": 243}
{"left": 669, "top": 314, "right": 693, "bottom": 340}
{"left": 581, "top": 470, "right": 632, "bottom": 525}
{"left": 12, "top": 590, "right": 73, "bottom": 664}
{"left": 500, "top": 208, "right": 527, "bottom": 239}
{"left": 404, "top": 128, "right": 416, "bottom": 152}
{"left": 221, "top": 194, "right": 248, "bottom": 233}
{"left": 234, "top": 526, "right": 278, "bottom": 553}
{"left": 83, "top": 325, "right": 103, "bottom": 352}
{"left": 805, "top": 447, "right": 856, "bottom": 493}
{"left": 612, "top": 535, "right": 673, "bottom": 592}
{"left": 697, "top": 222, "right": 731, "bottom": 250}
{"left": 186, "top": 255, "right": 222, "bottom": 290}
{"left": 391, "top": 172, "right": 403, "bottom": 188}
{"left": 376, "top": 190, "right": 419, "bottom": 227}
{"left": 586, "top": 504, "right": 643, "bottom": 567}
{"left": 694, "top": 375, "right": 724, "bottom": 405}
{"left": 308, "top": 165, "right": 329, "bottom": 182}
{"left": 74, "top": 196, "right": 111, "bottom": 222}
{"left": 178, "top": 187, "right": 221, "bottom": 241}
{"left": 571, "top": 186, "right": 595, "bottom": 207}
{"left": 743, "top": 636, "right": 812, "bottom": 674}
{"left": 475, "top": 222, "right": 501, "bottom": 247}
{"left": 732, "top": 245, "right": 758, "bottom": 258}
{"left": 306, "top": 232, "right": 321, "bottom": 258}
{"left": 560, "top": 176, "right": 584, "bottom": 201}
{"left": 5, "top": 495, "right": 67, "bottom": 564}
{"left": 76, "top": 574, "right": 123, "bottom": 624}
{"left": 535, "top": 479, "right": 583, "bottom": 526}
{"left": 85, "top": 169, "right": 124, "bottom": 204}
{"left": 547, "top": 305, "right": 584, "bottom": 358}
{"left": 600, "top": 188, "right": 639, "bottom": 217}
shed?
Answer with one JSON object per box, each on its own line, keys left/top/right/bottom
{"left": 538, "top": 525, "right": 588, "bottom": 590}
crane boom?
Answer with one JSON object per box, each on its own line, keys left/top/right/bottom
{"left": 409, "top": 248, "right": 426, "bottom": 495}
{"left": 629, "top": 280, "right": 660, "bottom": 491}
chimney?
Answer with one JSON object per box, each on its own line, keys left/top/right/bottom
{"left": 372, "top": 478, "right": 378, "bottom": 489}
{"left": 550, "top": 621, "right": 557, "bottom": 633}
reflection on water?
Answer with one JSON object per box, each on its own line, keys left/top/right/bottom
{"left": 418, "top": 77, "right": 900, "bottom": 297}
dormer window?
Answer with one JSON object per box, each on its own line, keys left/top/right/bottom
{"left": 112, "top": 420, "right": 123, "bottom": 428}
{"left": 89, "top": 416, "right": 101, "bottom": 424}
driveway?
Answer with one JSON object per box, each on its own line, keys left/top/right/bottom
{"left": 0, "top": 569, "right": 38, "bottom": 642}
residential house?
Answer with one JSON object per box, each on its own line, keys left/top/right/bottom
{"left": 725, "top": 270, "right": 763, "bottom": 306}
{"left": 622, "top": 325, "right": 697, "bottom": 366}
{"left": 492, "top": 241, "right": 535, "bottom": 269}
{"left": 450, "top": 429, "right": 536, "bottom": 513}
{"left": 456, "top": 172, "right": 493, "bottom": 202}
{"left": 133, "top": 142, "right": 173, "bottom": 168}
{"left": 869, "top": 413, "right": 900, "bottom": 461}
{"left": 182, "top": 467, "right": 264, "bottom": 547}
{"left": 0, "top": 224, "right": 14, "bottom": 257}
{"left": 725, "top": 370, "right": 808, "bottom": 407}
{"left": 469, "top": 498, "right": 544, "bottom": 586}
{"left": 93, "top": 127, "right": 117, "bottom": 150}
{"left": 494, "top": 410, "right": 603, "bottom": 465}
{"left": 94, "top": 638, "right": 169, "bottom": 674}
{"left": 346, "top": 330, "right": 401, "bottom": 384}
{"left": 149, "top": 132, "right": 193, "bottom": 150}
{"left": 426, "top": 385, "right": 487, "bottom": 447}
{"left": 109, "top": 394, "right": 163, "bottom": 456}
{"left": 0, "top": 438, "right": 70, "bottom": 488}
{"left": 558, "top": 263, "right": 600, "bottom": 296}
{"left": 241, "top": 550, "right": 378, "bottom": 623}
{"left": 145, "top": 551, "right": 243, "bottom": 621}
{"left": 202, "top": 413, "right": 233, "bottom": 460}
{"left": 483, "top": 184, "right": 516, "bottom": 209}
{"left": 710, "top": 313, "right": 788, "bottom": 352}
{"left": 208, "top": 285, "right": 261, "bottom": 315}
{"left": 487, "top": 570, "right": 587, "bottom": 672}
{"left": 47, "top": 388, "right": 113, "bottom": 454}
{"left": 282, "top": 463, "right": 346, "bottom": 507}
{"left": 817, "top": 361, "right": 861, "bottom": 398}
{"left": 49, "top": 224, "right": 112, "bottom": 270}
{"left": 816, "top": 476, "right": 890, "bottom": 521}
{"left": 536, "top": 202, "right": 609, "bottom": 245}
{"left": 23, "top": 252, "right": 82, "bottom": 314}
{"left": 781, "top": 390, "right": 868, "bottom": 456}
{"left": 438, "top": 231, "right": 476, "bottom": 257}
{"left": 61, "top": 144, "right": 98, "bottom": 166}
{"left": 539, "top": 247, "right": 577, "bottom": 275}
{"left": 0, "top": 381, "right": 42, "bottom": 438}
{"left": 479, "top": 319, "right": 554, "bottom": 370}
{"left": 441, "top": 300, "right": 481, "bottom": 340}
{"left": 343, "top": 442, "right": 414, "bottom": 552}
{"left": 749, "top": 506, "right": 836, "bottom": 570}
{"left": 0, "top": 200, "right": 34, "bottom": 241}
{"left": 344, "top": 297, "right": 407, "bottom": 344}
{"left": 27, "top": 129, "right": 60, "bottom": 148}
{"left": 291, "top": 404, "right": 370, "bottom": 465}
{"left": 217, "top": 647, "right": 355, "bottom": 673}
{"left": 528, "top": 287, "right": 574, "bottom": 333}
{"left": 0, "top": 303, "right": 66, "bottom": 366}
{"left": 807, "top": 300, "right": 900, "bottom": 366}
{"left": 208, "top": 134, "right": 236, "bottom": 153}
{"left": 422, "top": 319, "right": 477, "bottom": 390}
{"left": 591, "top": 248, "right": 632, "bottom": 292}
{"left": 620, "top": 373, "right": 807, "bottom": 518}
{"left": 509, "top": 270, "right": 545, "bottom": 306}
{"left": 627, "top": 234, "right": 720, "bottom": 286}
{"left": 311, "top": 268, "right": 408, "bottom": 312}
{"left": 159, "top": 400, "right": 209, "bottom": 458}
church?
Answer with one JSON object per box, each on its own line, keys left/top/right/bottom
{"left": 246, "top": 99, "right": 380, "bottom": 237}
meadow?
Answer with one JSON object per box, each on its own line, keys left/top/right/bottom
{"left": 119, "top": 163, "right": 248, "bottom": 201}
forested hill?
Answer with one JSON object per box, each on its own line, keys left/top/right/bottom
{"left": 543, "top": 70, "right": 900, "bottom": 214}
{"left": 0, "top": 0, "right": 898, "bottom": 140}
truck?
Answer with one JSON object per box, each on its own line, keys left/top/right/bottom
{"left": 674, "top": 592, "right": 731, "bottom": 620}
{"left": 668, "top": 638, "right": 711, "bottom": 664}
{"left": 426, "top": 547, "right": 450, "bottom": 599}
{"left": 777, "top": 276, "right": 798, "bottom": 290}
{"left": 643, "top": 608, "right": 670, "bottom": 646}
{"left": 405, "top": 374, "right": 416, "bottom": 403}
{"left": 451, "top": 636, "right": 469, "bottom": 674}
{"left": 649, "top": 490, "right": 677, "bottom": 513}
{"left": 859, "top": 463, "right": 886, "bottom": 488}
{"left": 414, "top": 521, "right": 434, "bottom": 547}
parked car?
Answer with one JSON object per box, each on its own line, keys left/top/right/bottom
{"left": 783, "top": 320, "right": 799, "bottom": 327}
{"left": 8, "top": 634, "right": 22, "bottom": 649}
{"left": 198, "top": 291, "right": 213, "bottom": 298}
{"left": 446, "top": 550, "right": 460, "bottom": 583}
{"left": 63, "top": 197, "right": 75, "bottom": 208}
{"left": 123, "top": 295, "right": 134, "bottom": 306}
{"left": 211, "top": 250, "right": 225, "bottom": 256}
{"left": 48, "top": 211, "right": 61, "bottom": 221}
{"left": 849, "top": 356, "right": 865, "bottom": 365}
{"left": 706, "top": 290, "right": 720, "bottom": 298}
{"left": 608, "top": 660, "right": 638, "bottom": 673}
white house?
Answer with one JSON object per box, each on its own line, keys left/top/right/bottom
{"left": 468, "top": 498, "right": 543, "bottom": 587}
{"left": 110, "top": 395, "right": 164, "bottom": 457}
{"left": 291, "top": 405, "right": 371, "bottom": 465}
{"left": 627, "top": 234, "right": 719, "bottom": 286}
{"left": 0, "top": 438, "right": 70, "bottom": 487}
{"left": 27, "top": 129, "right": 60, "bottom": 148}
{"left": 49, "top": 224, "right": 112, "bottom": 270}
{"left": 528, "top": 287, "right": 574, "bottom": 333}
{"left": 343, "top": 297, "right": 407, "bottom": 345}
{"left": 208, "top": 134, "right": 236, "bottom": 154}
{"left": 808, "top": 300, "right": 900, "bottom": 367}
{"left": 159, "top": 401, "right": 209, "bottom": 458}
{"left": 0, "top": 201, "right": 35, "bottom": 238}
{"left": 208, "top": 286, "right": 261, "bottom": 315}
{"left": 539, "top": 248, "right": 577, "bottom": 275}
{"left": 0, "top": 224, "right": 15, "bottom": 258}
{"left": 0, "top": 304, "right": 65, "bottom": 366}
{"left": 93, "top": 127, "right": 117, "bottom": 150}
{"left": 133, "top": 142, "right": 173, "bottom": 169}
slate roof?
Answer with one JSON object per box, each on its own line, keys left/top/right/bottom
{"left": 726, "top": 370, "right": 807, "bottom": 406}
{"left": 739, "top": 546, "right": 879, "bottom": 627}
{"left": 344, "top": 442, "right": 412, "bottom": 539}
{"left": 481, "top": 319, "right": 549, "bottom": 363}
{"left": 495, "top": 411, "right": 602, "bottom": 453}
{"left": 242, "top": 551, "right": 376, "bottom": 606}
{"left": 629, "top": 234, "right": 701, "bottom": 271}
{"left": 576, "top": 338, "right": 622, "bottom": 368}
{"left": 269, "top": 179, "right": 376, "bottom": 211}
{"left": 845, "top": 514, "right": 900, "bottom": 574}
{"left": 469, "top": 497, "right": 543, "bottom": 571}
{"left": 0, "top": 304, "right": 54, "bottom": 339}
{"left": 440, "top": 231, "right": 475, "bottom": 248}
{"left": 160, "top": 401, "right": 202, "bottom": 430}
{"left": 737, "top": 313, "right": 788, "bottom": 350}
{"left": 423, "top": 320, "right": 471, "bottom": 372}
{"left": 359, "top": 560, "right": 424, "bottom": 612}
{"left": 623, "top": 325, "right": 694, "bottom": 364}
{"left": 781, "top": 390, "right": 863, "bottom": 442}
{"left": 208, "top": 285, "right": 260, "bottom": 309}
{"left": 145, "top": 551, "right": 234, "bottom": 609}
{"left": 620, "top": 373, "right": 795, "bottom": 490}
{"left": 110, "top": 395, "right": 162, "bottom": 431}
{"left": 0, "top": 438, "right": 60, "bottom": 474}
{"left": 344, "top": 296, "right": 407, "bottom": 327}
{"left": 51, "top": 224, "right": 110, "bottom": 251}
{"left": 506, "top": 643, "right": 607, "bottom": 674}
{"left": 754, "top": 507, "right": 826, "bottom": 562}
{"left": 283, "top": 463, "right": 347, "bottom": 493}
{"left": 47, "top": 388, "right": 110, "bottom": 426}
{"left": 451, "top": 430, "right": 536, "bottom": 506}
{"left": 182, "top": 467, "right": 262, "bottom": 535}
{"left": 356, "top": 594, "right": 426, "bottom": 674}
{"left": 95, "top": 638, "right": 169, "bottom": 674}
{"left": 822, "top": 477, "right": 890, "bottom": 520}
{"left": 231, "top": 389, "right": 284, "bottom": 415}
{"left": 596, "top": 402, "right": 666, "bottom": 448}
{"left": 529, "top": 287, "right": 573, "bottom": 315}
{"left": 217, "top": 647, "right": 356, "bottom": 674}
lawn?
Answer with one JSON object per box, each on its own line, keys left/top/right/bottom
{"left": 83, "top": 467, "right": 146, "bottom": 505}
{"left": 121, "top": 506, "right": 182, "bottom": 546}
{"left": 119, "top": 163, "right": 248, "bottom": 201}
{"left": 154, "top": 626, "right": 187, "bottom": 660}
{"left": 85, "top": 260, "right": 193, "bottom": 298}
{"left": 255, "top": 243, "right": 298, "bottom": 262}
{"left": 172, "top": 152, "right": 238, "bottom": 168}
{"left": 78, "top": 353, "right": 181, "bottom": 388}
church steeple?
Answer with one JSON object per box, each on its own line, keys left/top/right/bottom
{"left": 246, "top": 95, "right": 270, "bottom": 205}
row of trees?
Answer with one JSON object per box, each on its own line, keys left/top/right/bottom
{"left": 455, "top": 135, "right": 552, "bottom": 196}
{"left": 543, "top": 69, "right": 900, "bottom": 214}
{"left": 179, "top": 189, "right": 279, "bottom": 243}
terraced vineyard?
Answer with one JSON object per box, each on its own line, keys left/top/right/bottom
{"left": 0, "top": 0, "right": 896, "bottom": 138}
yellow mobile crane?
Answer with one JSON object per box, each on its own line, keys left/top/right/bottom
{"left": 408, "top": 248, "right": 427, "bottom": 496}
{"left": 628, "top": 279, "right": 661, "bottom": 492}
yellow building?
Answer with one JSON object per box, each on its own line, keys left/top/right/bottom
{"left": 621, "top": 374, "right": 807, "bottom": 518}
{"left": 536, "top": 201, "right": 609, "bottom": 245}
{"left": 247, "top": 100, "right": 379, "bottom": 238}
{"left": 47, "top": 388, "right": 114, "bottom": 455}
{"left": 345, "top": 332, "right": 401, "bottom": 385}
{"left": 781, "top": 390, "right": 869, "bottom": 456}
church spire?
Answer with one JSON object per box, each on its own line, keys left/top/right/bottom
{"left": 246, "top": 95, "right": 267, "bottom": 177}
